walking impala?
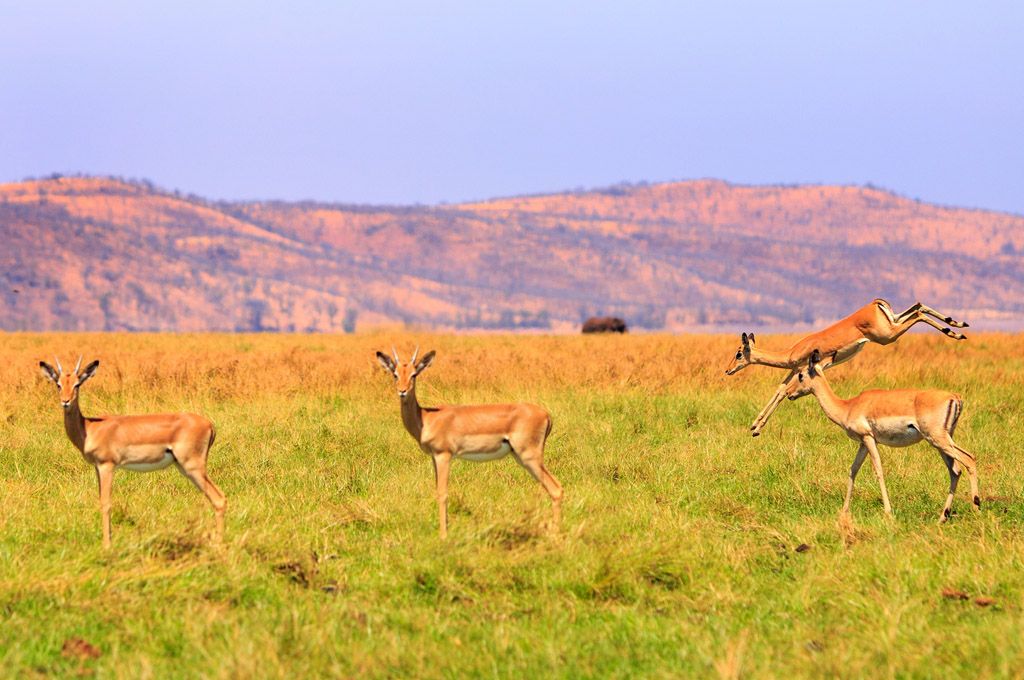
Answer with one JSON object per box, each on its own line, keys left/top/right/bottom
{"left": 39, "top": 356, "right": 226, "bottom": 548}
{"left": 786, "top": 349, "right": 979, "bottom": 522}
{"left": 725, "top": 299, "right": 968, "bottom": 436}
{"left": 376, "top": 347, "right": 563, "bottom": 539}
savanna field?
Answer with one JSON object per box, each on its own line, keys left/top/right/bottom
{"left": 2, "top": 332, "right": 1024, "bottom": 678}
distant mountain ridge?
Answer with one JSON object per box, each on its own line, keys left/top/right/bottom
{"left": 2, "top": 175, "right": 1022, "bottom": 332}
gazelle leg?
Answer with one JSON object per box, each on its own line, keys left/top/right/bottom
{"left": 433, "top": 452, "right": 452, "bottom": 539}
{"left": 749, "top": 370, "right": 796, "bottom": 435}
{"left": 515, "top": 452, "right": 564, "bottom": 532}
{"left": 925, "top": 431, "right": 980, "bottom": 514}
{"left": 843, "top": 444, "right": 870, "bottom": 515}
{"left": 892, "top": 302, "right": 923, "bottom": 323}
{"left": 937, "top": 452, "right": 961, "bottom": 523}
{"left": 863, "top": 437, "right": 893, "bottom": 517}
{"left": 174, "top": 461, "right": 228, "bottom": 543}
{"left": 913, "top": 313, "right": 967, "bottom": 340}
{"left": 951, "top": 444, "right": 980, "bottom": 512}
{"left": 897, "top": 302, "right": 969, "bottom": 328}
{"left": 96, "top": 463, "right": 115, "bottom": 549}
{"left": 884, "top": 311, "right": 966, "bottom": 342}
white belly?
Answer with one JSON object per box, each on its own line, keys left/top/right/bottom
{"left": 121, "top": 452, "right": 176, "bottom": 472}
{"left": 456, "top": 440, "right": 513, "bottom": 462}
{"left": 874, "top": 418, "right": 924, "bottom": 448}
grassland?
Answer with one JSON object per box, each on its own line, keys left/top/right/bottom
{"left": 1, "top": 332, "right": 1022, "bottom": 678}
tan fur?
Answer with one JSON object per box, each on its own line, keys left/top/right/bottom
{"left": 786, "top": 351, "right": 979, "bottom": 522}
{"left": 377, "top": 348, "right": 562, "bottom": 539}
{"left": 39, "top": 357, "right": 225, "bottom": 548}
{"left": 725, "top": 299, "right": 968, "bottom": 436}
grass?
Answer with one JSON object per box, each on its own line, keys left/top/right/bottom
{"left": 0, "top": 331, "right": 1022, "bottom": 678}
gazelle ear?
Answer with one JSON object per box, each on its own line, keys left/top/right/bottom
{"left": 375, "top": 351, "right": 397, "bottom": 374}
{"left": 413, "top": 350, "right": 436, "bottom": 374}
{"left": 808, "top": 349, "right": 822, "bottom": 377}
{"left": 748, "top": 333, "right": 755, "bottom": 345}
{"left": 78, "top": 360, "right": 100, "bottom": 384}
{"left": 741, "top": 332, "right": 749, "bottom": 349}
{"left": 39, "top": 361, "right": 59, "bottom": 385}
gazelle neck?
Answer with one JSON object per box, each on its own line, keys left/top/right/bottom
{"left": 63, "top": 397, "right": 88, "bottom": 453}
{"left": 809, "top": 378, "right": 850, "bottom": 428}
{"left": 400, "top": 383, "right": 424, "bottom": 443}
{"left": 750, "top": 346, "right": 794, "bottom": 369}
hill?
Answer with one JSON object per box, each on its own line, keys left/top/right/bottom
{"left": 2, "top": 176, "right": 1022, "bottom": 332}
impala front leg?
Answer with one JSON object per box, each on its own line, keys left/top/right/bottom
{"left": 433, "top": 452, "right": 452, "bottom": 540}
{"left": 863, "top": 437, "right": 893, "bottom": 517}
{"left": 95, "top": 463, "right": 115, "bottom": 549}
{"left": 750, "top": 370, "right": 796, "bottom": 436}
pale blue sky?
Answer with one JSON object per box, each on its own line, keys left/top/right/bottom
{"left": 1, "top": 1, "right": 1021, "bottom": 212}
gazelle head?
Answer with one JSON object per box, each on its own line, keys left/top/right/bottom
{"left": 725, "top": 332, "right": 756, "bottom": 375}
{"left": 785, "top": 349, "right": 825, "bottom": 401}
{"left": 39, "top": 356, "right": 100, "bottom": 409}
{"left": 375, "top": 346, "right": 436, "bottom": 402}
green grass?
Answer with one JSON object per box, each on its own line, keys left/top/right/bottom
{"left": 0, "top": 332, "right": 1022, "bottom": 678}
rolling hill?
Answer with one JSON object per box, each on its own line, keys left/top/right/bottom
{"left": 2, "top": 176, "right": 1022, "bottom": 332}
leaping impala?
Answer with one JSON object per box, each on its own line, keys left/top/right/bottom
{"left": 39, "top": 356, "right": 226, "bottom": 549}
{"left": 785, "top": 349, "right": 979, "bottom": 522}
{"left": 725, "top": 299, "right": 968, "bottom": 436}
{"left": 376, "top": 347, "right": 563, "bottom": 539}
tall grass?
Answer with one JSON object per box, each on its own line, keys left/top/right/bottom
{"left": 0, "top": 332, "right": 1022, "bottom": 678}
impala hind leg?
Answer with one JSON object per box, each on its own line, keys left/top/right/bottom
{"left": 895, "top": 302, "right": 969, "bottom": 329}
{"left": 842, "top": 444, "right": 870, "bottom": 515}
{"left": 883, "top": 309, "right": 967, "bottom": 342}
{"left": 950, "top": 443, "right": 980, "bottom": 512}
{"left": 925, "top": 431, "right": 979, "bottom": 514}
{"left": 514, "top": 451, "right": 564, "bottom": 532}
{"left": 174, "top": 460, "right": 227, "bottom": 543}
{"left": 937, "top": 452, "right": 962, "bottom": 523}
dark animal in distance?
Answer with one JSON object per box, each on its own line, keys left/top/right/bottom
{"left": 581, "top": 317, "right": 627, "bottom": 334}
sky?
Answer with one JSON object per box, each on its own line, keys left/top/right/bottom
{"left": 1, "top": 1, "right": 1022, "bottom": 212}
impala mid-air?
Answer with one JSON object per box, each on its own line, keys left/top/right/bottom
{"left": 726, "top": 299, "right": 969, "bottom": 436}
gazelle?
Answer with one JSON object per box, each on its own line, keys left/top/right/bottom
{"left": 725, "top": 299, "right": 968, "bottom": 436}
{"left": 786, "top": 349, "right": 979, "bottom": 522}
{"left": 39, "top": 356, "right": 226, "bottom": 548}
{"left": 376, "top": 347, "right": 563, "bottom": 539}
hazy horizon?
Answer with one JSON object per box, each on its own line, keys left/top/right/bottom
{"left": 12, "top": 172, "right": 1024, "bottom": 218}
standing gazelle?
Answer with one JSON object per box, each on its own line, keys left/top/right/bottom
{"left": 39, "top": 356, "right": 226, "bottom": 548}
{"left": 785, "top": 350, "right": 979, "bottom": 522}
{"left": 376, "top": 347, "right": 563, "bottom": 539}
{"left": 725, "top": 299, "right": 969, "bottom": 436}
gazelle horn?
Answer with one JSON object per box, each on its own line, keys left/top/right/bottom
{"left": 74, "top": 355, "right": 83, "bottom": 374}
{"left": 411, "top": 345, "right": 420, "bottom": 365}
{"left": 54, "top": 356, "right": 64, "bottom": 375}
{"left": 391, "top": 346, "right": 400, "bottom": 364}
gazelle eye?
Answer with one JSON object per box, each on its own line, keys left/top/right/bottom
{"left": 735, "top": 352, "right": 742, "bottom": 359}
{"left": 798, "top": 373, "right": 804, "bottom": 382}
